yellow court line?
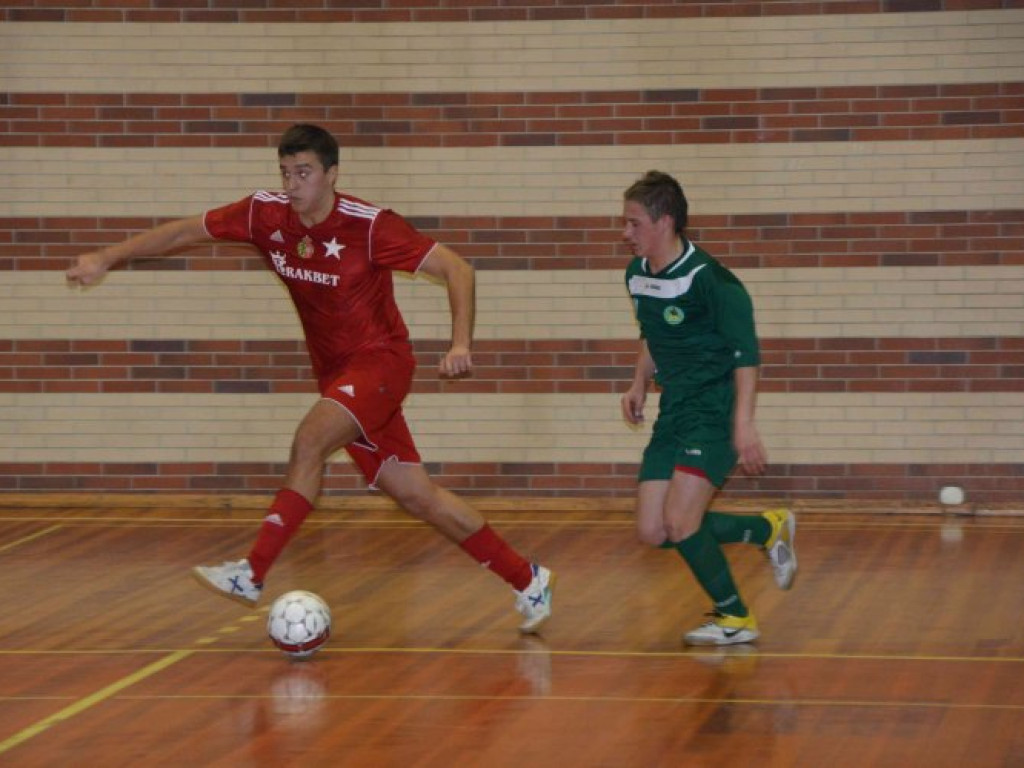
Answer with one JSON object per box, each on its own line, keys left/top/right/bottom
{"left": 0, "top": 525, "right": 62, "bottom": 553}
{"left": 0, "top": 650, "right": 192, "bottom": 757}
{"left": 0, "top": 610, "right": 260, "bottom": 756}
{"left": 321, "top": 646, "right": 1024, "bottom": 665}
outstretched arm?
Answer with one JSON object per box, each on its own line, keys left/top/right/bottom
{"left": 66, "top": 215, "right": 210, "bottom": 286}
{"left": 418, "top": 243, "right": 475, "bottom": 377}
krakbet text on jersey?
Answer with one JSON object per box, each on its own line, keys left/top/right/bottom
{"left": 270, "top": 251, "right": 341, "bottom": 287}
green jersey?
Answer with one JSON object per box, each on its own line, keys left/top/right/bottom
{"left": 626, "top": 239, "right": 760, "bottom": 485}
{"left": 625, "top": 239, "right": 760, "bottom": 393}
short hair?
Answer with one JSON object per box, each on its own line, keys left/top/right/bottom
{"left": 277, "top": 124, "right": 339, "bottom": 171}
{"left": 623, "top": 170, "right": 688, "bottom": 234}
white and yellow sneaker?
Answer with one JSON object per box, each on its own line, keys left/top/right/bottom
{"left": 763, "top": 508, "right": 797, "bottom": 590}
{"left": 684, "top": 612, "right": 760, "bottom": 646}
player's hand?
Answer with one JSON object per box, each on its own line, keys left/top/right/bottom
{"left": 66, "top": 251, "right": 112, "bottom": 287}
{"left": 440, "top": 344, "right": 472, "bottom": 378}
{"left": 734, "top": 421, "right": 767, "bottom": 475}
{"left": 621, "top": 387, "right": 646, "bottom": 425}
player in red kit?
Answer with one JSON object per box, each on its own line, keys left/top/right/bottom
{"left": 66, "top": 124, "right": 555, "bottom": 634}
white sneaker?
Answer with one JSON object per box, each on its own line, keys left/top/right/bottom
{"left": 683, "top": 613, "right": 759, "bottom": 646}
{"left": 514, "top": 564, "right": 555, "bottom": 634}
{"left": 193, "top": 558, "right": 262, "bottom": 607}
{"left": 763, "top": 508, "right": 797, "bottom": 590}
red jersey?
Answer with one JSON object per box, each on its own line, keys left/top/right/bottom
{"left": 204, "top": 191, "right": 436, "bottom": 384}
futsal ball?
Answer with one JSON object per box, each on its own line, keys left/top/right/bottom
{"left": 267, "top": 590, "right": 332, "bottom": 659}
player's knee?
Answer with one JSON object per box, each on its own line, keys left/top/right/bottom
{"left": 289, "top": 432, "right": 332, "bottom": 470}
{"left": 665, "top": 519, "right": 699, "bottom": 543}
{"left": 636, "top": 523, "right": 669, "bottom": 548}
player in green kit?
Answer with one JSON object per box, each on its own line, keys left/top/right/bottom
{"left": 619, "top": 171, "right": 797, "bottom": 645}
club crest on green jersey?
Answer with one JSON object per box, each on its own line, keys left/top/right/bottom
{"left": 663, "top": 306, "right": 685, "bottom": 325}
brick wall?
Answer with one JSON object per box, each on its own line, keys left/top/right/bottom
{"left": 1, "top": 4, "right": 1022, "bottom": 503}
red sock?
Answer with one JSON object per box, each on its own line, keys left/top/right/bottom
{"left": 459, "top": 524, "right": 534, "bottom": 591}
{"left": 247, "top": 488, "right": 313, "bottom": 584}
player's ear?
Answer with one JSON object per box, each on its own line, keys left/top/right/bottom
{"left": 656, "top": 212, "right": 675, "bottom": 234}
{"left": 326, "top": 164, "right": 339, "bottom": 187}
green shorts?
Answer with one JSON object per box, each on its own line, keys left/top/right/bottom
{"left": 638, "top": 385, "right": 737, "bottom": 488}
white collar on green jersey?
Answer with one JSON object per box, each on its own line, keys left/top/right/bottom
{"left": 629, "top": 242, "right": 707, "bottom": 299}
{"left": 642, "top": 239, "right": 696, "bottom": 277}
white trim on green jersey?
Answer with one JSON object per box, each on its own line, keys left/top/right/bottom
{"left": 628, "top": 262, "right": 708, "bottom": 300}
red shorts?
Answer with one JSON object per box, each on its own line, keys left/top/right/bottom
{"left": 319, "top": 348, "right": 420, "bottom": 487}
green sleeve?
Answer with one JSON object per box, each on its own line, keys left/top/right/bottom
{"left": 708, "top": 264, "right": 760, "bottom": 367}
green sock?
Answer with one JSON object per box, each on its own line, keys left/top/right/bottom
{"left": 672, "top": 524, "right": 748, "bottom": 617}
{"left": 705, "top": 510, "right": 772, "bottom": 546}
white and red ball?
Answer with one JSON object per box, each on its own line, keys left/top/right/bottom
{"left": 267, "top": 590, "right": 331, "bottom": 659}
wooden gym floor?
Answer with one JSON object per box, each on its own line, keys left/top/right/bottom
{"left": 0, "top": 499, "right": 1022, "bottom": 767}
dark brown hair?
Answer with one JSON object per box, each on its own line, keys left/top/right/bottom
{"left": 623, "top": 170, "right": 688, "bottom": 234}
{"left": 278, "top": 124, "right": 339, "bottom": 171}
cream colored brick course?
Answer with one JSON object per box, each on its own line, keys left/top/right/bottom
{"left": 6, "top": 267, "right": 1023, "bottom": 341}
{"left": 2, "top": 391, "right": 1021, "bottom": 465}
{"left": 3, "top": 140, "right": 1022, "bottom": 218}
{"left": 4, "top": 11, "right": 1022, "bottom": 92}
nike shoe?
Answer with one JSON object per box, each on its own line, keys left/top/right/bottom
{"left": 514, "top": 563, "right": 555, "bottom": 634}
{"left": 683, "top": 612, "right": 760, "bottom": 646}
{"left": 192, "top": 558, "right": 262, "bottom": 607}
{"left": 763, "top": 508, "right": 797, "bottom": 590}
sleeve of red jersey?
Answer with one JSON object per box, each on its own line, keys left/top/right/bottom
{"left": 204, "top": 195, "right": 257, "bottom": 242}
{"left": 369, "top": 209, "right": 437, "bottom": 273}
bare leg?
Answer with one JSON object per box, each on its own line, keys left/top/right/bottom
{"left": 638, "top": 471, "right": 757, "bottom": 643}
{"left": 662, "top": 471, "right": 717, "bottom": 541}
{"left": 634, "top": 472, "right": 715, "bottom": 546}
{"left": 375, "top": 460, "right": 555, "bottom": 634}
{"left": 635, "top": 479, "right": 669, "bottom": 546}
{"left": 237, "top": 400, "right": 364, "bottom": 584}
{"left": 375, "top": 461, "right": 485, "bottom": 542}
{"left": 283, "top": 399, "right": 363, "bottom": 502}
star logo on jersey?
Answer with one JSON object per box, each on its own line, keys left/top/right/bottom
{"left": 270, "top": 230, "right": 285, "bottom": 243}
{"left": 323, "top": 237, "right": 345, "bottom": 259}
{"left": 297, "top": 235, "right": 314, "bottom": 260}
{"left": 338, "top": 384, "right": 355, "bottom": 397}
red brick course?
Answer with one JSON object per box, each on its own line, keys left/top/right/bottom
{"left": 4, "top": 84, "right": 1023, "bottom": 147}
{"left": 1, "top": 0, "right": 1015, "bottom": 23}
{"left": 5, "top": 210, "right": 1023, "bottom": 271}
{"left": 2, "top": 460, "right": 1022, "bottom": 503}
{"left": 2, "top": 337, "right": 1022, "bottom": 394}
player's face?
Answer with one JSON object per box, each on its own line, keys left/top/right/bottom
{"left": 622, "top": 200, "right": 674, "bottom": 260}
{"left": 279, "top": 151, "right": 338, "bottom": 225}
